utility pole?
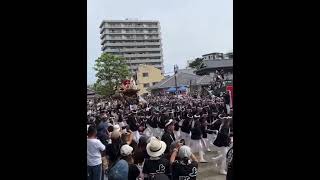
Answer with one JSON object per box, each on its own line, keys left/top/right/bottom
{"left": 174, "top": 64, "right": 178, "bottom": 97}
{"left": 189, "top": 80, "right": 192, "bottom": 95}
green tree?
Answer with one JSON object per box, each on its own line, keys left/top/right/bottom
{"left": 188, "top": 57, "right": 204, "bottom": 70}
{"left": 93, "top": 53, "right": 130, "bottom": 96}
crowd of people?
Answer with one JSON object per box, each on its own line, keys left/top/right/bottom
{"left": 87, "top": 93, "right": 233, "bottom": 180}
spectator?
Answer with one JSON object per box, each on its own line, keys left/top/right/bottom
{"left": 170, "top": 144, "right": 199, "bottom": 180}
{"left": 143, "top": 137, "right": 171, "bottom": 180}
{"left": 105, "top": 130, "right": 122, "bottom": 166}
{"left": 97, "top": 119, "right": 108, "bottom": 147}
{"left": 121, "top": 131, "right": 137, "bottom": 151}
{"left": 134, "top": 135, "right": 149, "bottom": 161}
{"left": 107, "top": 159, "right": 129, "bottom": 180}
{"left": 87, "top": 125, "right": 105, "bottom": 180}
{"left": 106, "top": 125, "right": 114, "bottom": 143}
{"left": 120, "top": 144, "right": 140, "bottom": 180}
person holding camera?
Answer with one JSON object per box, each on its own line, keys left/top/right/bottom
{"left": 170, "top": 143, "right": 199, "bottom": 180}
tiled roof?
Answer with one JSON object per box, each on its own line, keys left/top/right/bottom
{"left": 87, "top": 88, "right": 95, "bottom": 95}
{"left": 150, "top": 73, "right": 213, "bottom": 90}
{"left": 177, "top": 69, "right": 196, "bottom": 74}
{"left": 150, "top": 72, "right": 200, "bottom": 89}
{"left": 196, "top": 75, "right": 213, "bottom": 85}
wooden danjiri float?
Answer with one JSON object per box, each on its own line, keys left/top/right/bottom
{"left": 112, "top": 78, "right": 141, "bottom": 106}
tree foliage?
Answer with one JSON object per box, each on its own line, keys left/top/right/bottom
{"left": 93, "top": 53, "right": 130, "bottom": 96}
{"left": 188, "top": 57, "right": 204, "bottom": 70}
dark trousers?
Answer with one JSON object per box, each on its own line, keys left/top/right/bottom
{"left": 87, "top": 164, "right": 102, "bottom": 180}
{"left": 226, "top": 164, "right": 233, "bottom": 180}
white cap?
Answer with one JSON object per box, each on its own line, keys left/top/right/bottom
{"left": 113, "top": 124, "right": 120, "bottom": 132}
{"left": 165, "top": 119, "right": 174, "bottom": 127}
{"left": 120, "top": 144, "right": 133, "bottom": 156}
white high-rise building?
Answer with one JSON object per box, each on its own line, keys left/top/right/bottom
{"left": 100, "top": 19, "right": 164, "bottom": 74}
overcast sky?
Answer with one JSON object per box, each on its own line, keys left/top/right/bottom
{"left": 87, "top": 0, "right": 233, "bottom": 85}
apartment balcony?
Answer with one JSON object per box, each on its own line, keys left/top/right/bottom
{"left": 105, "top": 31, "right": 123, "bottom": 34}
{"left": 101, "top": 36, "right": 160, "bottom": 42}
{"left": 100, "top": 33, "right": 107, "bottom": 39}
{"left": 100, "top": 23, "right": 158, "bottom": 29}
{"left": 100, "top": 27, "right": 106, "bottom": 34}
{"left": 101, "top": 36, "right": 123, "bottom": 45}
{"left": 107, "top": 37, "right": 123, "bottom": 40}
{"left": 100, "top": 24, "right": 122, "bottom": 32}
{"left": 105, "top": 48, "right": 161, "bottom": 53}
{"left": 124, "top": 31, "right": 159, "bottom": 34}
{"left": 118, "top": 25, "right": 158, "bottom": 29}
{"left": 121, "top": 23, "right": 158, "bottom": 27}
{"left": 128, "top": 64, "right": 163, "bottom": 70}
{"left": 100, "top": 24, "right": 123, "bottom": 31}
{"left": 106, "top": 24, "right": 122, "bottom": 28}
{"left": 125, "top": 37, "right": 136, "bottom": 40}
{"left": 122, "top": 37, "right": 160, "bottom": 40}
{"left": 125, "top": 59, "right": 162, "bottom": 64}
{"left": 104, "top": 42, "right": 161, "bottom": 46}
{"left": 101, "top": 31, "right": 159, "bottom": 38}
{"left": 123, "top": 53, "right": 162, "bottom": 58}
{"left": 102, "top": 43, "right": 121, "bottom": 51}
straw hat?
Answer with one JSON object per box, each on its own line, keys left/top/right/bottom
{"left": 146, "top": 137, "right": 167, "bottom": 157}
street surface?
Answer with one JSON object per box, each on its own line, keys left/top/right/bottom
{"left": 197, "top": 151, "right": 226, "bottom": 180}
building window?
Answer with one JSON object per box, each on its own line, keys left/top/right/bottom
{"left": 143, "top": 83, "right": 150, "bottom": 88}
{"left": 143, "top": 73, "right": 148, "bottom": 77}
{"left": 153, "top": 82, "right": 158, "bottom": 85}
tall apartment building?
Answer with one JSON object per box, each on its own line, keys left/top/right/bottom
{"left": 99, "top": 19, "right": 164, "bottom": 74}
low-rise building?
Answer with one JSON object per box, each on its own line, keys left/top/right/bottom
{"left": 202, "top": 52, "right": 224, "bottom": 60}
{"left": 136, "top": 64, "right": 164, "bottom": 95}
{"left": 87, "top": 88, "right": 96, "bottom": 99}
{"left": 195, "top": 52, "right": 233, "bottom": 82}
{"left": 149, "top": 70, "right": 214, "bottom": 96}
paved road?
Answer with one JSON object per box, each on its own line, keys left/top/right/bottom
{"left": 197, "top": 151, "right": 226, "bottom": 180}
